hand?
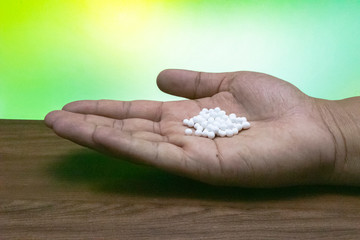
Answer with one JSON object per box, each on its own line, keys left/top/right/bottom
{"left": 45, "top": 69, "right": 337, "bottom": 187}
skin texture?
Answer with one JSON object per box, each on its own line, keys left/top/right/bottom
{"left": 315, "top": 97, "right": 360, "bottom": 186}
{"left": 45, "top": 69, "right": 348, "bottom": 187}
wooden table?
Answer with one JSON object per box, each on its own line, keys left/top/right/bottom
{"left": 1, "top": 120, "right": 360, "bottom": 239}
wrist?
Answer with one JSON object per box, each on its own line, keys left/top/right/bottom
{"left": 316, "top": 97, "right": 360, "bottom": 185}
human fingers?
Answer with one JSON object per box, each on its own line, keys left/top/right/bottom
{"left": 49, "top": 113, "right": 99, "bottom": 149}
{"left": 48, "top": 113, "right": 174, "bottom": 151}
{"left": 88, "top": 125, "right": 192, "bottom": 175}
{"left": 156, "top": 69, "right": 233, "bottom": 99}
{"left": 45, "top": 110, "right": 161, "bottom": 134}
{"left": 62, "top": 100, "right": 164, "bottom": 121}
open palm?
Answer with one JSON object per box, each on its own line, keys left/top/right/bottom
{"left": 45, "top": 69, "right": 335, "bottom": 187}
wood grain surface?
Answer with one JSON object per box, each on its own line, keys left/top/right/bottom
{"left": 1, "top": 120, "right": 360, "bottom": 239}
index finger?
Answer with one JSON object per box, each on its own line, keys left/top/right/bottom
{"left": 156, "top": 69, "right": 234, "bottom": 99}
{"left": 62, "top": 100, "right": 164, "bottom": 121}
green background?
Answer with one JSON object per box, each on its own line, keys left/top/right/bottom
{"left": 1, "top": 0, "right": 359, "bottom": 120}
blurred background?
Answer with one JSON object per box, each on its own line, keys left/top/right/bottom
{"left": 0, "top": 0, "right": 359, "bottom": 120}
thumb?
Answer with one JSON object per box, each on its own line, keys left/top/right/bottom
{"left": 156, "top": 69, "right": 233, "bottom": 99}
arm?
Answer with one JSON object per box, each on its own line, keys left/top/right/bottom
{"left": 316, "top": 97, "right": 360, "bottom": 186}
{"left": 44, "top": 69, "right": 360, "bottom": 187}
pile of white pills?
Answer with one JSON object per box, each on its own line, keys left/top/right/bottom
{"left": 183, "top": 107, "right": 250, "bottom": 139}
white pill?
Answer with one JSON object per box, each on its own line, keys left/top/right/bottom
{"left": 193, "top": 116, "right": 199, "bottom": 123}
{"left": 181, "top": 106, "right": 250, "bottom": 138}
{"left": 198, "top": 116, "right": 205, "bottom": 122}
{"left": 215, "top": 117, "right": 222, "bottom": 122}
{"left": 236, "top": 123, "right": 243, "bottom": 131}
{"left": 226, "top": 121, "right": 234, "bottom": 129}
{"left": 185, "top": 128, "right": 193, "bottom": 135}
{"left": 219, "top": 110, "right": 226, "bottom": 116}
{"left": 200, "top": 120, "right": 208, "bottom": 128}
{"left": 229, "top": 113, "right": 236, "bottom": 120}
{"left": 212, "top": 125, "right": 219, "bottom": 134}
{"left": 187, "top": 119, "right": 194, "bottom": 127}
{"left": 202, "top": 129, "right": 209, "bottom": 137}
{"left": 222, "top": 115, "right": 229, "bottom": 121}
{"left": 215, "top": 112, "right": 221, "bottom": 117}
{"left": 220, "top": 123, "right": 227, "bottom": 130}
{"left": 195, "top": 129, "right": 202, "bottom": 136}
{"left": 232, "top": 128, "right": 239, "bottom": 135}
{"left": 226, "top": 129, "right": 233, "bottom": 137}
{"left": 213, "top": 120, "right": 221, "bottom": 127}
{"left": 235, "top": 117, "right": 243, "bottom": 123}
{"left": 217, "top": 130, "right": 225, "bottom": 137}
{"left": 242, "top": 121, "right": 251, "bottom": 129}
{"left": 207, "top": 131, "right": 215, "bottom": 139}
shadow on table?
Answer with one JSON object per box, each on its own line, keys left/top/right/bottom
{"left": 49, "top": 149, "right": 360, "bottom": 202}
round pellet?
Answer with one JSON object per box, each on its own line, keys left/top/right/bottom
{"left": 185, "top": 128, "right": 193, "bottom": 135}
{"left": 242, "top": 121, "right": 250, "bottom": 129}
{"left": 195, "top": 129, "right": 202, "bottom": 136}
{"left": 187, "top": 119, "right": 194, "bottom": 127}
{"left": 212, "top": 125, "right": 219, "bottom": 134}
{"left": 207, "top": 131, "right": 215, "bottom": 139}
{"left": 200, "top": 120, "right": 208, "bottom": 128}
{"left": 206, "top": 126, "right": 213, "bottom": 132}
{"left": 218, "top": 130, "right": 226, "bottom": 137}
{"left": 229, "top": 113, "right": 236, "bottom": 120}
{"left": 226, "top": 129, "right": 233, "bottom": 137}
{"left": 213, "top": 120, "right": 221, "bottom": 127}
{"left": 226, "top": 122, "right": 234, "bottom": 129}
{"left": 183, "top": 107, "right": 250, "bottom": 138}
{"left": 220, "top": 123, "right": 227, "bottom": 130}
{"left": 197, "top": 116, "right": 205, "bottom": 122}
{"left": 234, "top": 117, "right": 241, "bottom": 123}
{"left": 232, "top": 128, "right": 239, "bottom": 135}
{"left": 222, "top": 115, "right": 229, "bottom": 121}
{"left": 193, "top": 116, "right": 199, "bottom": 123}
{"left": 202, "top": 129, "right": 209, "bottom": 137}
